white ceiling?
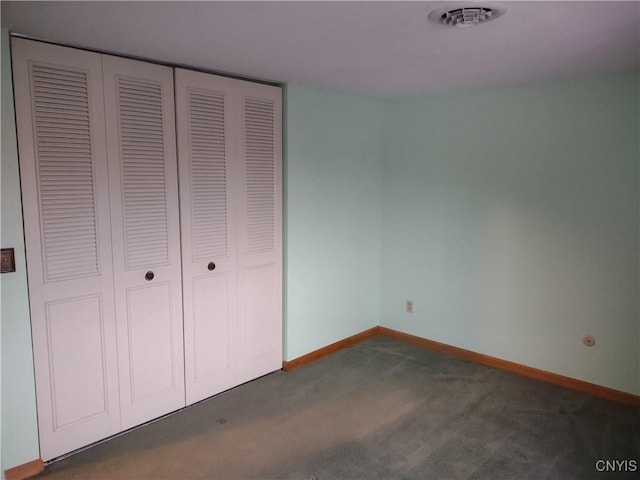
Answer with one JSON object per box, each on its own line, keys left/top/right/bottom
{"left": 2, "top": 1, "right": 638, "bottom": 99}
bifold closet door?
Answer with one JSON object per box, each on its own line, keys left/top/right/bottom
{"left": 12, "top": 38, "right": 121, "bottom": 460}
{"left": 14, "top": 36, "right": 279, "bottom": 460}
{"left": 176, "top": 70, "right": 283, "bottom": 403}
{"left": 102, "top": 56, "right": 185, "bottom": 428}
{"left": 175, "top": 69, "right": 238, "bottom": 405}
{"left": 236, "top": 80, "right": 283, "bottom": 383}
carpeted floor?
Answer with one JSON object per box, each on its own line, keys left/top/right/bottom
{"left": 34, "top": 336, "right": 639, "bottom": 479}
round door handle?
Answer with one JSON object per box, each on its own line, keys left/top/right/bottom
{"left": 145, "top": 271, "right": 155, "bottom": 281}
{"left": 207, "top": 262, "right": 216, "bottom": 271}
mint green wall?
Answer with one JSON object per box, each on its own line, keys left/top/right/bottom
{"left": 381, "top": 75, "right": 640, "bottom": 395}
{"left": 1, "top": 29, "right": 40, "bottom": 472}
{"left": 284, "top": 85, "right": 384, "bottom": 360}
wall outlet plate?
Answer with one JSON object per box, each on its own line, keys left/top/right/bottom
{"left": 406, "top": 300, "right": 414, "bottom": 314}
{"left": 1, "top": 248, "right": 16, "bottom": 273}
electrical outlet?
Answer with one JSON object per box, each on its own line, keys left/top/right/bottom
{"left": 406, "top": 300, "right": 414, "bottom": 314}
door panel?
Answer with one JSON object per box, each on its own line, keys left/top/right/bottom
{"left": 192, "top": 273, "right": 232, "bottom": 380}
{"left": 175, "top": 69, "right": 238, "bottom": 405}
{"left": 103, "top": 55, "right": 185, "bottom": 429}
{"left": 125, "top": 282, "right": 177, "bottom": 400}
{"left": 12, "top": 38, "right": 121, "bottom": 460}
{"left": 46, "top": 295, "right": 109, "bottom": 429}
{"left": 242, "top": 264, "right": 280, "bottom": 363}
{"left": 235, "top": 80, "right": 283, "bottom": 383}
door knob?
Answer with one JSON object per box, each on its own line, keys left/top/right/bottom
{"left": 207, "top": 262, "right": 216, "bottom": 271}
{"left": 145, "top": 271, "right": 155, "bottom": 281}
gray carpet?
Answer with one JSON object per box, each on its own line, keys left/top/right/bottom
{"left": 35, "top": 336, "right": 639, "bottom": 479}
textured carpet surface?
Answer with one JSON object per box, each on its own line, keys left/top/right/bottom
{"left": 35, "top": 336, "right": 639, "bottom": 479}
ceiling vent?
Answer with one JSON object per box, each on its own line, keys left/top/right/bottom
{"left": 429, "top": 3, "right": 507, "bottom": 27}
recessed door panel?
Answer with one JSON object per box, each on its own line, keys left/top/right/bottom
{"left": 243, "top": 264, "right": 278, "bottom": 357}
{"left": 126, "top": 283, "right": 176, "bottom": 400}
{"left": 46, "top": 295, "right": 108, "bottom": 429}
{"left": 193, "top": 274, "right": 231, "bottom": 379}
{"left": 239, "top": 263, "right": 281, "bottom": 381}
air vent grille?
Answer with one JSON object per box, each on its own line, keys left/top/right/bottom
{"left": 429, "top": 3, "right": 506, "bottom": 27}
{"left": 442, "top": 7, "right": 494, "bottom": 26}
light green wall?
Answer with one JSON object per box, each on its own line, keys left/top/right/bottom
{"left": 381, "top": 74, "right": 640, "bottom": 395}
{"left": 284, "top": 84, "right": 385, "bottom": 360}
{"left": 1, "top": 29, "right": 40, "bottom": 472}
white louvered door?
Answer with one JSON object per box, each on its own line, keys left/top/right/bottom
{"left": 12, "top": 38, "right": 121, "bottom": 460}
{"left": 175, "top": 69, "right": 238, "bottom": 404}
{"left": 102, "top": 56, "right": 185, "bottom": 428}
{"left": 15, "top": 37, "right": 281, "bottom": 460}
{"left": 235, "top": 81, "right": 283, "bottom": 383}
{"left": 176, "top": 72, "right": 282, "bottom": 403}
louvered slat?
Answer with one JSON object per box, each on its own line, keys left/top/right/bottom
{"left": 117, "top": 78, "right": 170, "bottom": 269}
{"left": 31, "top": 64, "right": 99, "bottom": 281}
{"left": 244, "top": 98, "right": 275, "bottom": 253}
{"left": 188, "top": 89, "right": 228, "bottom": 261}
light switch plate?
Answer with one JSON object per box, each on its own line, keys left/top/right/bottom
{"left": 1, "top": 248, "right": 16, "bottom": 273}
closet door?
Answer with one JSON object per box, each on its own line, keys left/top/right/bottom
{"left": 175, "top": 69, "right": 238, "bottom": 405}
{"left": 102, "top": 56, "right": 185, "bottom": 428}
{"left": 235, "top": 80, "right": 283, "bottom": 383}
{"left": 12, "top": 38, "right": 121, "bottom": 460}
